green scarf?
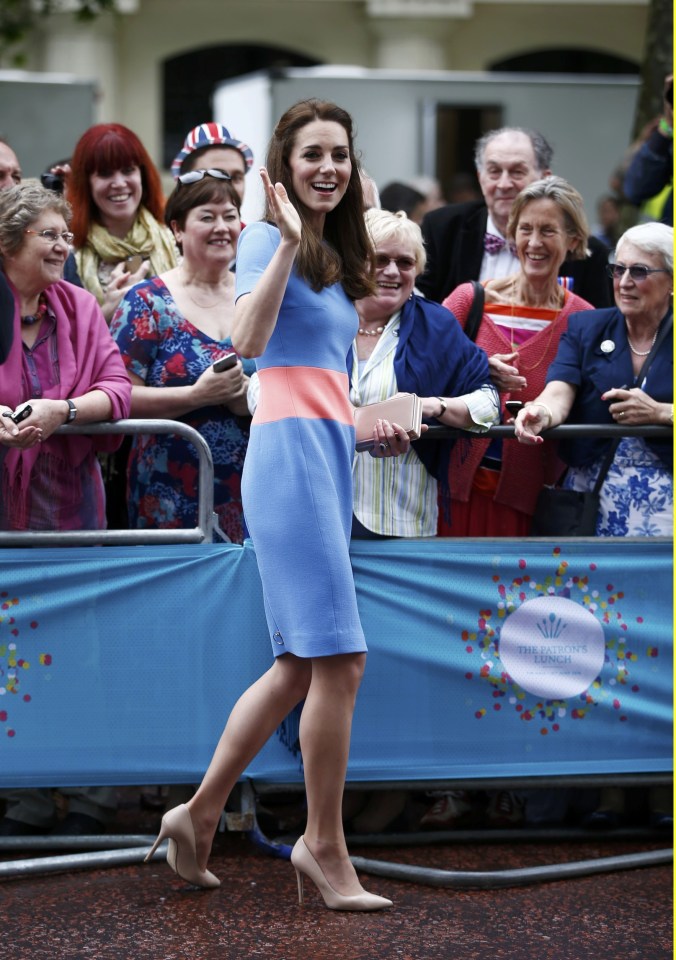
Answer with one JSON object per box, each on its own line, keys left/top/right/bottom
{"left": 75, "top": 206, "right": 178, "bottom": 305}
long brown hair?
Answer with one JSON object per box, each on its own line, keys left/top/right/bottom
{"left": 69, "top": 123, "right": 166, "bottom": 248}
{"left": 265, "top": 100, "right": 375, "bottom": 300}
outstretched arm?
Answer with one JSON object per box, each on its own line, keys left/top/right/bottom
{"left": 514, "top": 381, "right": 577, "bottom": 445}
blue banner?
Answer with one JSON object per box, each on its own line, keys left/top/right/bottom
{"left": 0, "top": 539, "right": 671, "bottom": 787}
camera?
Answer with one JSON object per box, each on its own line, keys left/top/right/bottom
{"left": 40, "top": 172, "right": 64, "bottom": 194}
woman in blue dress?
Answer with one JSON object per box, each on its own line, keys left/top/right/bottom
{"left": 146, "top": 101, "right": 409, "bottom": 910}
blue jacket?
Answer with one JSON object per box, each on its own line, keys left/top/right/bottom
{"left": 546, "top": 307, "right": 672, "bottom": 469}
{"left": 347, "top": 293, "right": 495, "bottom": 496}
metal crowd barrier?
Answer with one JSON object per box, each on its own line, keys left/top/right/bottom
{"left": 0, "top": 419, "right": 216, "bottom": 547}
{"left": 0, "top": 418, "right": 669, "bottom": 548}
{"left": 0, "top": 419, "right": 671, "bottom": 884}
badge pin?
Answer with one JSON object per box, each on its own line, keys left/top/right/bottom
{"left": 600, "top": 340, "right": 615, "bottom": 354}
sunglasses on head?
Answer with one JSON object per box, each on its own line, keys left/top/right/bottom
{"left": 177, "top": 168, "right": 232, "bottom": 187}
{"left": 606, "top": 263, "right": 670, "bottom": 283}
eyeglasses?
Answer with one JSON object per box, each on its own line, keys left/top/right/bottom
{"left": 606, "top": 263, "right": 670, "bottom": 283}
{"left": 25, "top": 228, "right": 74, "bottom": 244}
{"left": 177, "top": 168, "right": 232, "bottom": 187}
{"left": 374, "top": 254, "right": 417, "bottom": 272}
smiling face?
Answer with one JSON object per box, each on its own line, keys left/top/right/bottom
{"left": 3, "top": 210, "right": 69, "bottom": 296}
{"left": 358, "top": 239, "right": 418, "bottom": 324}
{"left": 514, "top": 198, "right": 575, "bottom": 286}
{"left": 478, "top": 132, "right": 546, "bottom": 235}
{"left": 89, "top": 164, "right": 143, "bottom": 237}
{"left": 172, "top": 199, "right": 241, "bottom": 268}
{"left": 613, "top": 240, "right": 673, "bottom": 327}
{"left": 287, "top": 119, "right": 351, "bottom": 230}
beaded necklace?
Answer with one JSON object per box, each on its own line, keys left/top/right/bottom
{"left": 21, "top": 293, "right": 48, "bottom": 326}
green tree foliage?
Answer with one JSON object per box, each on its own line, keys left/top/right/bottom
{"left": 632, "top": 0, "right": 673, "bottom": 137}
{"left": 0, "top": 1, "right": 116, "bottom": 64}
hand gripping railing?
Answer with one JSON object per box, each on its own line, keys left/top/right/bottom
{"left": 422, "top": 423, "right": 672, "bottom": 441}
{"left": 0, "top": 419, "right": 216, "bottom": 547}
{"left": 0, "top": 420, "right": 670, "bottom": 547}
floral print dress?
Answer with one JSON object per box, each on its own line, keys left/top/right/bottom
{"left": 563, "top": 436, "right": 673, "bottom": 537}
{"left": 111, "top": 277, "right": 255, "bottom": 542}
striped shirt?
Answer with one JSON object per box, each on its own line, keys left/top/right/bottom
{"left": 350, "top": 311, "right": 498, "bottom": 537}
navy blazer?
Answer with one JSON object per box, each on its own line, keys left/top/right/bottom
{"left": 546, "top": 307, "right": 673, "bottom": 469}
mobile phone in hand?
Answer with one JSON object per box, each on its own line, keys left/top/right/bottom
{"left": 212, "top": 353, "right": 238, "bottom": 373}
{"left": 504, "top": 400, "right": 524, "bottom": 416}
{"left": 124, "top": 254, "right": 145, "bottom": 273}
{"left": 3, "top": 403, "right": 32, "bottom": 424}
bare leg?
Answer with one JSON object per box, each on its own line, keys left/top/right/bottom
{"left": 301, "top": 652, "right": 366, "bottom": 896}
{"left": 187, "top": 654, "right": 312, "bottom": 870}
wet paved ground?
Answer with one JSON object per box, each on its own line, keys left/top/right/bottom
{"left": 0, "top": 790, "right": 672, "bottom": 960}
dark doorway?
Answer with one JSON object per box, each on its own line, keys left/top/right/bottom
{"left": 434, "top": 104, "right": 502, "bottom": 202}
{"left": 490, "top": 49, "right": 640, "bottom": 75}
{"left": 162, "top": 44, "right": 321, "bottom": 169}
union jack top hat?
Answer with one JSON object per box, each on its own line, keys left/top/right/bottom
{"left": 171, "top": 122, "right": 254, "bottom": 179}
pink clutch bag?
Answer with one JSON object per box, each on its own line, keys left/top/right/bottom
{"left": 354, "top": 393, "right": 423, "bottom": 452}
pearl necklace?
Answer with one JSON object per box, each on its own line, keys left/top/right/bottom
{"left": 626, "top": 328, "right": 658, "bottom": 357}
{"left": 358, "top": 325, "right": 384, "bottom": 337}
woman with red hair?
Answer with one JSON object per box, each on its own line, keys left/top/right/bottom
{"left": 66, "top": 123, "right": 177, "bottom": 322}
{"left": 58, "top": 124, "right": 178, "bottom": 528}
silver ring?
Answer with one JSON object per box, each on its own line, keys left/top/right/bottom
{"left": 379, "top": 442, "right": 387, "bottom": 451}
{"left": 618, "top": 411, "right": 625, "bottom": 418}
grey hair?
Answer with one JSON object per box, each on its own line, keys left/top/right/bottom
{"left": 615, "top": 222, "right": 673, "bottom": 274}
{"left": 474, "top": 127, "right": 554, "bottom": 174}
{"left": 0, "top": 180, "right": 71, "bottom": 258}
{"left": 506, "top": 175, "right": 590, "bottom": 261}
{"left": 364, "top": 207, "right": 426, "bottom": 274}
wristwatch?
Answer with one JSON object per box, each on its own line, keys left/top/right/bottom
{"left": 65, "top": 399, "right": 78, "bottom": 423}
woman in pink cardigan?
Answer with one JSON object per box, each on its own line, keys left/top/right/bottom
{"left": 439, "top": 176, "right": 594, "bottom": 536}
{"left": 0, "top": 182, "right": 131, "bottom": 532}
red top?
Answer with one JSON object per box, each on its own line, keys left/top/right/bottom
{"left": 442, "top": 282, "right": 593, "bottom": 516}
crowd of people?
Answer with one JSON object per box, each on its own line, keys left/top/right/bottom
{"left": 0, "top": 94, "right": 672, "bottom": 895}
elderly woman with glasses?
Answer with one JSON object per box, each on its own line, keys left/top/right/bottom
{"left": 0, "top": 181, "right": 131, "bottom": 838}
{"left": 0, "top": 181, "right": 131, "bottom": 533}
{"left": 515, "top": 221, "right": 673, "bottom": 536}
{"left": 348, "top": 207, "right": 499, "bottom": 540}
{"left": 110, "top": 169, "right": 255, "bottom": 542}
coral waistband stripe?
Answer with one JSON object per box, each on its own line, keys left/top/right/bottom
{"left": 255, "top": 366, "right": 354, "bottom": 426}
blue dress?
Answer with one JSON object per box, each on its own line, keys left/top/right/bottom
{"left": 236, "top": 222, "right": 366, "bottom": 658}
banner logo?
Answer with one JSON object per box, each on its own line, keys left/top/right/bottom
{"left": 462, "top": 548, "right": 656, "bottom": 733}
{"left": 499, "top": 596, "right": 605, "bottom": 699}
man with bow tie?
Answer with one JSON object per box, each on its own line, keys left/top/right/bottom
{"left": 418, "top": 127, "right": 612, "bottom": 308}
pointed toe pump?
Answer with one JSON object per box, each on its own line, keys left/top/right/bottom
{"left": 145, "top": 804, "right": 220, "bottom": 889}
{"left": 290, "top": 836, "right": 392, "bottom": 911}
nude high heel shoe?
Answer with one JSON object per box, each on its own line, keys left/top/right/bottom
{"left": 144, "top": 804, "right": 220, "bottom": 889}
{"left": 290, "top": 836, "right": 392, "bottom": 911}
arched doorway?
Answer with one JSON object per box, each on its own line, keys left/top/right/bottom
{"left": 490, "top": 49, "right": 639, "bottom": 75}
{"left": 162, "top": 44, "right": 321, "bottom": 169}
